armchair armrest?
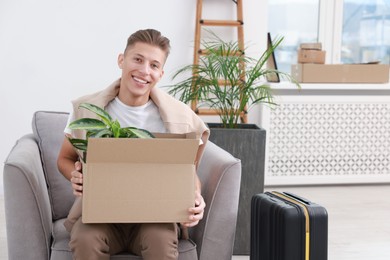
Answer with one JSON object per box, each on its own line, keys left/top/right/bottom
{"left": 192, "top": 142, "right": 242, "bottom": 260}
{"left": 3, "top": 134, "right": 52, "bottom": 260}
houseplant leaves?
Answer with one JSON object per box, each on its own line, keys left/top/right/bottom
{"left": 67, "top": 102, "right": 155, "bottom": 162}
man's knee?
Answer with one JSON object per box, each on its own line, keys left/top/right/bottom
{"left": 140, "top": 223, "right": 179, "bottom": 259}
{"left": 70, "top": 226, "right": 103, "bottom": 249}
{"left": 69, "top": 220, "right": 113, "bottom": 258}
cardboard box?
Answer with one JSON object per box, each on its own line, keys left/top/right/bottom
{"left": 82, "top": 133, "right": 199, "bottom": 223}
{"left": 300, "top": 42, "right": 322, "bottom": 50}
{"left": 298, "top": 49, "right": 326, "bottom": 64}
{"left": 291, "top": 63, "right": 390, "bottom": 83}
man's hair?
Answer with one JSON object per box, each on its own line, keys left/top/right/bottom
{"left": 124, "top": 29, "right": 171, "bottom": 58}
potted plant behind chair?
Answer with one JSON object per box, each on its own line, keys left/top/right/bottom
{"left": 167, "top": 33, "right": 300, "bottom": 254}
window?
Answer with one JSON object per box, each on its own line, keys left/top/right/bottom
{"left": 268, "top": 0, "right": 390, "bottom": 75}
{"left": 342, "top": 0, "right": 390, "bottom": 64}
{"left": 268, "top": 0, "right": 320, "bottom": 73}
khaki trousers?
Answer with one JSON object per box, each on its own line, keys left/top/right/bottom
{"left": 69, "top": 218, "right": 179, "bottom": 260}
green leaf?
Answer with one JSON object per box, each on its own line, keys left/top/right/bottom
{"left": 121, "top": 127, "right": 155, "bottom": 138}
{"left": 111, "top": 120, "right": 121, "bottom": 138}
{"left": 90, "top": 129, "right": 113, "bottom": 138}
{"left": 67, "top": 137, "right": 88, "bottom": 151}
{"left": 69, "top": 118, "right": 107, "bottom": 130}
{"left": 79, "top": 103, "right": 113, "bottom": 126}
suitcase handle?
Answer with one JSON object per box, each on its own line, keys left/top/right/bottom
{"left": 282, "top": 192, "right": 312, "bottom": 205}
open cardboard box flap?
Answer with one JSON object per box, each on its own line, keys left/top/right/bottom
{"left": 87, "top": 132, "right": 199, "bottom": 164}
{"left": 82, "top": 132, "right": 199, "bottom": 223}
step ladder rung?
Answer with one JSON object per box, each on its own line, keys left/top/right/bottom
{"left": 197, "top": 80, "right": 235, "bottom": 86}
{"left": 195, "top": 108, "right": 246, "bottom": 116}
{"left": 193, "top": 79, "right": 238, "bottom": 87}
{"left": 196, "top": 108, "right": 220, "bottom": 116}
{"left": 200, "top": 19, "right": 243, "bottom": 27}
{"left": 198, "top": 49, "right": 244, "bottom": 56}
{"left": 218, "top": 79, "right": 231, "bottom": 86}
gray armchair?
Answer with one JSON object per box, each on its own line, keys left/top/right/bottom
{"left": 3, "top": 111, "right": 241, "bottom": 260}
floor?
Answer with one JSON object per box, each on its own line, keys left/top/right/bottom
{"left": 1, "top": 184, "right": 390, "bottom": 260}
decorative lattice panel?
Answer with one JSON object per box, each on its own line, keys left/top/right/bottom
{"left": 266, "top": 102, "right": 390, "bottom": 185}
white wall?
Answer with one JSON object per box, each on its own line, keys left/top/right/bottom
{"left": 0, "top": 0, "right": 267, "bottom": 192}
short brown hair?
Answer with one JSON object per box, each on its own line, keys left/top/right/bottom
{"left": 124, "top": 29, "right": 171, "bottom": 59}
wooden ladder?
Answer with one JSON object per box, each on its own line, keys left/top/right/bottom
{"left": 192, "top": 0, "right": 247, "bottom": 123}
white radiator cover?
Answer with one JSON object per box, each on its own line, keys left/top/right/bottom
{"left": 263, "top": 95, "right": 390, "bottom": 185}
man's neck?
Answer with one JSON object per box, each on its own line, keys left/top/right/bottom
{"left": 117, "top": 90, "right": 151, "bottom": 107}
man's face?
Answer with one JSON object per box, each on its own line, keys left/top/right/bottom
{"left": 117, "top": 42, "right": 166, "bottom": 106}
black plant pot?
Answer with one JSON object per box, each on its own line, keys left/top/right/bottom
{"left": 207, "top": 123, "right": 266, "bottom": 255}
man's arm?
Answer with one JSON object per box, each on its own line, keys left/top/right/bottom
{"left": 181, "top": 143, "right": 207, "bottom": 228}
{"left": 57, "top": 136, "right": 84, "bottom": 196}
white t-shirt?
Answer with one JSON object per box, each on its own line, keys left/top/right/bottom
{"left": 64, "top": 97, "right": 167, "bottom": 135}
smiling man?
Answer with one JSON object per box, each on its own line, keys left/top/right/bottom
{"left": 117, "top": 38, "right": 166, "bottom": 106}
{"left": 57, "top": 29, "right": 210, "bottom": 260}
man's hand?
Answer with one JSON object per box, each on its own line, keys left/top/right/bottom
{"left": 70, "top": 161, "right": 83, "bottom": 196}
{"left": 181, "top": 190, "right": 206, "bottom": 228}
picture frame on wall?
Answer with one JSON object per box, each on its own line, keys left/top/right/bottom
{"left": 266, "top": 32, "right": 280, "bottom": 83}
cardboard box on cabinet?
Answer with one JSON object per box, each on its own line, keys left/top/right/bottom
{"left": 298, "top": 49, "right": 326, "bottom": 64}
{"left": 291, "top": 63, "right": 390, "bottom": 83}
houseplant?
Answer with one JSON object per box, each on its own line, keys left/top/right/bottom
{"left": 167, "top": 33, "right": 300, "bottom": 254}
{"left": 67, "top": 102, "right": 154, "bottom": 162}
{"left": 168, "top": 33, "right": 299, "bottom": 128}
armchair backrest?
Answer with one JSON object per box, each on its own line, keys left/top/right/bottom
{"left": 32, "top": 111, "right": 75, "bottom": 220}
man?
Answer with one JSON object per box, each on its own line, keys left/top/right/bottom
{"left": 57, "top": 29, "right": 209, "bottom": 260}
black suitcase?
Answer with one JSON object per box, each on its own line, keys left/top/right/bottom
{"left": 250, "top": 191, "right": 328, "bottom": 260}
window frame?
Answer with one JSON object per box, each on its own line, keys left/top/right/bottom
{"left": 318, "top": 0, "right": 347, "bottom": 64}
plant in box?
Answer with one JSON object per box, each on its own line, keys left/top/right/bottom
{"left": 166, "top": 33, "right": 300, "bottom": 254}
{"left": 67, "top": 103, "right": 154, "bottom": 162}
{"left": 63, "top": 102, "right": 155, "bottom": 232}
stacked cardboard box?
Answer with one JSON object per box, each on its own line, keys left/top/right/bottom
{"left": 297, "top": 43, "right": 326, "bottom": 64}
{"left": 292, "top": 42, "right": 389, "bottom": 83}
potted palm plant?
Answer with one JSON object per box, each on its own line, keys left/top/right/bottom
{"left": 167, "top": 33, "right": 299, "bottom": 254}
{"left": 168, "top": 33, "right": 298, "bottom": 128}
